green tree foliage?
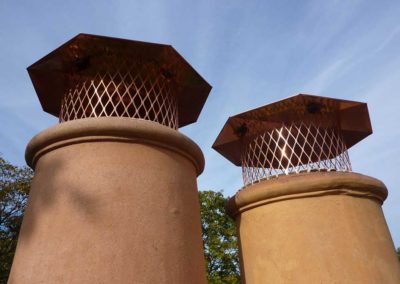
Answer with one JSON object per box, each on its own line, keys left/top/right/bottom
{"left": 0, "top": 156, "right": 33, "bottom": 283}
{"left": 199, "top": 190, "right": 240, "bottom": 284}
{"left": 397, "top": 247, "right": 400, "bottom": 262}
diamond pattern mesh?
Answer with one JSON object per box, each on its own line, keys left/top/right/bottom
{"left": 241, "top": 122, "right": 351, "bottom": 186}
{"left": 59, "top": 58, "right": 178, "bottom": 129}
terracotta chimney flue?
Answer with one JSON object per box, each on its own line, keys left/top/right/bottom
{"left": 9, "top": 34, "right": 211, "bottom": 284}
{"left": 213, "top": 94, "right": 400, "bottom": 283}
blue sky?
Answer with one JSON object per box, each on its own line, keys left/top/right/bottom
{"left": 1, "top": 0, "right": 399, "bottom": 246}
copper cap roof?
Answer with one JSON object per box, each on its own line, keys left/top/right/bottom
{"left": 27, "top": 33, "right": 212, "bottom": 127}
{"left": 212, "top": 94, "right": 372, "bottom": 166}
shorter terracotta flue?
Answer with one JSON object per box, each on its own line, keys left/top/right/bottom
{"left": 226, "top": 172, "right": 400, "bottom": 284}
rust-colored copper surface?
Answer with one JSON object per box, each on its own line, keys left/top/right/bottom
{"left": 212, "top": 94, "right": 372, "bottom": 167}
{"left": 27, "top": 33, "right": 212, "bottom": 127}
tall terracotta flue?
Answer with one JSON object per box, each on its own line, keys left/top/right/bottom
{"left": 9, "top": 34, "right": 211, "bottom": 283}
{"left": 213, "top": 94, "right": 400, "bottom": 283}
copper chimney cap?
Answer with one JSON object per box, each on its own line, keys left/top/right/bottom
{"left": 27, "top": 33, "right": 212, "bottom": 127}
{"left": 212, "top": 94, "right": 372, "bottom": 167}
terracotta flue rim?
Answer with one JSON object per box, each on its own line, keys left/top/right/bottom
{"left": 225, "top": 171, "right": 387, "bottom": 217}
{"left": 25, "top": 117, "right": 205, "bottom": 175}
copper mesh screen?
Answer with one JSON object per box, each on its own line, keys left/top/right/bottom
{"left": 59, "top": 55, "right": 178, "bottom": 128}
{"left": 241, "top": 122, "right": 351, "bottom": 186}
